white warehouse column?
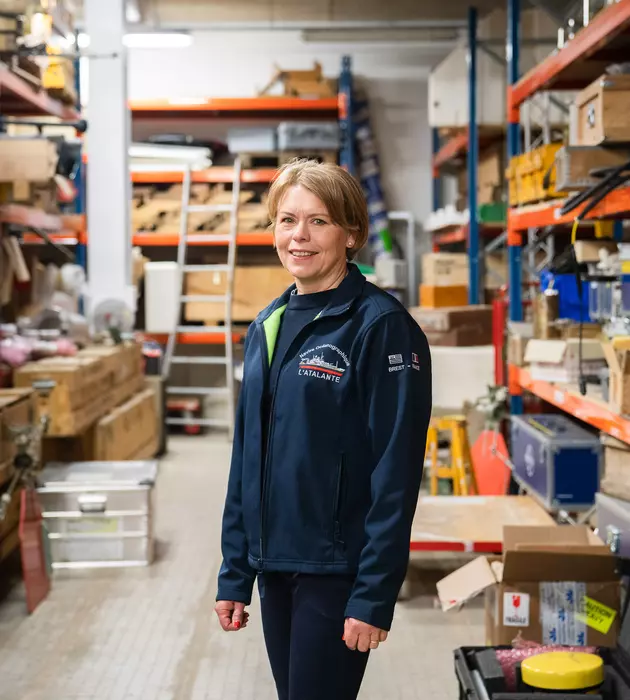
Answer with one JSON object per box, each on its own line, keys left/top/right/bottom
{"left": 84, "top": 0, "right": 134, "bottom": 312}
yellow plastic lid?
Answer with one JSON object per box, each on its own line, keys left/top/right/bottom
{"left": 522, "top": 652, "right": 604, "bottom": 691}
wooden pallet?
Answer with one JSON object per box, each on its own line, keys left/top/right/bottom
{"left": 239, "top": 150, "right": 337, "bottom": 169}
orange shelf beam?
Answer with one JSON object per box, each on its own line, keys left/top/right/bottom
{"left": 131, "top": 168, "right": 278, "bottom": 184}
{"left": 508, "top": 186, "right": 630, "bottom": 233}
{"left": 133, "top": 232, "right": 274, "bottom": 247}
{"left": 0, "top": 66, "right": 80, "bottom": 119}
{"left": 0, "top": 206, "right": 85, "bottom": 233}
{"left": 511, "top": 365, "right": 630, "bottom": 445}
{"left": 142, "top": 332, "right": 245, "bottom": 345}
{"left": 130, "top": 96, "right": 340, "bottom": 118}
{"left": 432, "top": 131, "right": 469, "bottom": 169}
{"left": 511, "top": 1, "right": 630, "bottom": 107}
{"left": 432, "top": 223, "right": 505, "bottom": 245}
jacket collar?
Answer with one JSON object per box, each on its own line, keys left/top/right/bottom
{"left": 257, "top": 263, "right": 366, "bottom": 324}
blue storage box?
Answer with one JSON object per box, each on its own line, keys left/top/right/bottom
{"left": 510, "top": 414, "right": 601, "bottom": 512}
{"left": 539, "top": 270, "right": 591, "bottom": 322}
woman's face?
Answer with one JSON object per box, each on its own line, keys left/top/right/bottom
{"left": 274, "top": 185, "right": 354, "bottom": 291}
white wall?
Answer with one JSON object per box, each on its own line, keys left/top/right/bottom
{"left": 123, "top": 30, "right": 446, "bottom": 236}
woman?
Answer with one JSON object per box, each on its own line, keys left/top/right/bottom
{"left": 215, "top": 160, "right": 432, "bottom": 700}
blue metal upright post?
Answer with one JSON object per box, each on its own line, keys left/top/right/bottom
{"left": 432, "top": 128, "right": 441, "bottom": 213}
{"left": 338, "top": 55, "right": 355, "bottom": 176}
{"left": 468, "top": 7, "right": 480, "bottom": 305}
{"left": 73, "top": 32, "right": 86, "bottom": 271}
{"left": 508, "top": 0, "right": 523, "bottom": 414}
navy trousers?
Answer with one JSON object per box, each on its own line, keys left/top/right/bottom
{"left": 259, "top": 572, "right": 370, "bottom": 700}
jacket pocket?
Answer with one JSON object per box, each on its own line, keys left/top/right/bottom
{"left": 333, "top": 455, "right": 346, "bottom": 552}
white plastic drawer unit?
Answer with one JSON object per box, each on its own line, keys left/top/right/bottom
{"left": 36, "top": 461, "right": 158, "bottom": 570}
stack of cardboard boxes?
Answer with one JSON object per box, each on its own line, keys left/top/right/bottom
{"left": 420, "top": 253, "right": 469, "bottom": 308}
{"left": 438, "top": 526, "right": 621, "bottom": 647}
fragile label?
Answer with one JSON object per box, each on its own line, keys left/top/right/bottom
{"left": 503, "top": 592, "right": 530, "bottom": 627}
{"left": 577, "top": 596, "right": 617, "bottom": 635}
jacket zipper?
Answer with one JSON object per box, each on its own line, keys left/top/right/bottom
{"left": 258, "top": 301, "right": 354, "bottom": 567}
{"left": 333, "top": 454, "right": 346, "bottom": 548}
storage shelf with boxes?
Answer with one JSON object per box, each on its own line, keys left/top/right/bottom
{"left": 506, "top": 2, "right": 630, "bottom": 558}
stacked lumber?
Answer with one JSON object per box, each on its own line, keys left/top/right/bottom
{"left": 132, "top": 184, "right": 269, "bottom": 235}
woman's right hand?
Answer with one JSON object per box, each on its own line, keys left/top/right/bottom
{"left": 214, "top": 600, "right": 249, "bottom": 631}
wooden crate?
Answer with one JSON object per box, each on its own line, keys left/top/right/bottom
{"left": 0, "top": 488, "right": 21, "bottom": 542}
{"left": 185, "top": 265, "right": 293, "bottom": 324}
{"left": 42, "top": 387, "right": 158, "bottom": 463}
{"left": 0, "top": 526, "right": 19, "bottom": 564}
{"left": 0, "top": 389, "right": 36, "bottom": 488}
{"left": 14, "top": 343, "right": 145, "bottom": 437}
{"left": 576, "top": 74, "right": 630, "bottom": 147}
{"left": 240, "top": 151, "right": 337, "bottom": 169}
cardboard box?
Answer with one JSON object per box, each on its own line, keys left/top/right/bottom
{"left": 420, "top": 285, "right": 469, "bottom": 309}
{"left": 437, "top": 526, "right": 620, "bottom": 647}
{"left": 410, "top": 306, "right": 492, "bottom": 346}
{"left": 602, "top": 342, "right": 630, "bottom": 415}
{"left": 524, "top": 338, "right": 606, "bottom": 384}
{"left": 508, "top": 335, "right": 529, "bottom": 367}
{"left": 576, "top": 74, "right": 630, "bottom": 146}
{"left": 0, "top": 138, "right": 58, "bottom": 182}
{"left": 573, "top": 239, "right": 619, "bottom": 263}
{"left": 185, "top": 265, "right": 292, "bottom": 324}
{"left": 422, "top": 253, "right": 469, "bottom": 288}
{"left": 555, "top": 146, "right": 630, "bottom": 191}
{"left": 533, "top": 291, "right": 560, "bottom": 339}
{"left": 601, "top": 435, "right": 630, "bottom": 501}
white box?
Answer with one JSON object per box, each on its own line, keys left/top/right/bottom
{"left": 430, "top": 345, "right": 494, "bottom": 411}
{"left": 144, "top": 261, "right": 180, "bottom": 333}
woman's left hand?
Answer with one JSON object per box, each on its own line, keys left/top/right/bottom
{"left": 343, "top": 618, "right": 388, "bottom": 652}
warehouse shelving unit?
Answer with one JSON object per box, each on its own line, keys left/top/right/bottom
{"left": 128, "top": 57, "right": 353, "bottom": 346}
{"left": 506, "top": 0, "right": 630, "bottom": 436}
{"left": 0, "top": 60, "right": 84, "bottom": 256}
{"left": 430, "top": 8, "right": 507, "bottom": 302}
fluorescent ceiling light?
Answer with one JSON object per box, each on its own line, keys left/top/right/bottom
{"left": 123, "top": 32, "right": 192, "bottom": 49}
{"left": 71, "top": 32, "right": 192, "bottom": 50}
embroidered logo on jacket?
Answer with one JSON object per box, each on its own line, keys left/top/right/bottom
{"left": 298, "top": 344, "right": 350, "bottom": 383}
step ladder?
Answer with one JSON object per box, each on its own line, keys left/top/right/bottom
{"left": 162, "top": 158, "right": 242, "bottom": 436}
{"left": 426, "top": 415, "right": 478, "bottom": 496}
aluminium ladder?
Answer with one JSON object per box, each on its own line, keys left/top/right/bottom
{"left": 162, "top": 157, "right": 242, "bottom": 436}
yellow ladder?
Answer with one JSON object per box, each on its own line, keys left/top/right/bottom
{"left": 426, "top": 415, "right": 477, "bottom": 496}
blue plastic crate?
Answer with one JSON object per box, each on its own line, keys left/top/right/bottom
{"left": 539, "top": 270, "right": 591, "bottom": 322}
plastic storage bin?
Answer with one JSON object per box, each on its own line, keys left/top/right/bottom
{"left": 540, "top": 270, "right": 591, "bottom": 322}
{"left": 277, "top": 121, "right": 339, "bottom": 150}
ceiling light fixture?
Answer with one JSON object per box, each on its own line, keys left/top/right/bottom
{"left": 123, "top": 32, "right": 193, "bottom": 49}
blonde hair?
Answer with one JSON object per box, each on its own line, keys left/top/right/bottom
{"left": 267, "top": 159, "right": 369, "bottom": 260}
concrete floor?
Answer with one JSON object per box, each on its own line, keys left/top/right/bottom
{"left": 0, "top": 436, "right": 484, "bottom": 700}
